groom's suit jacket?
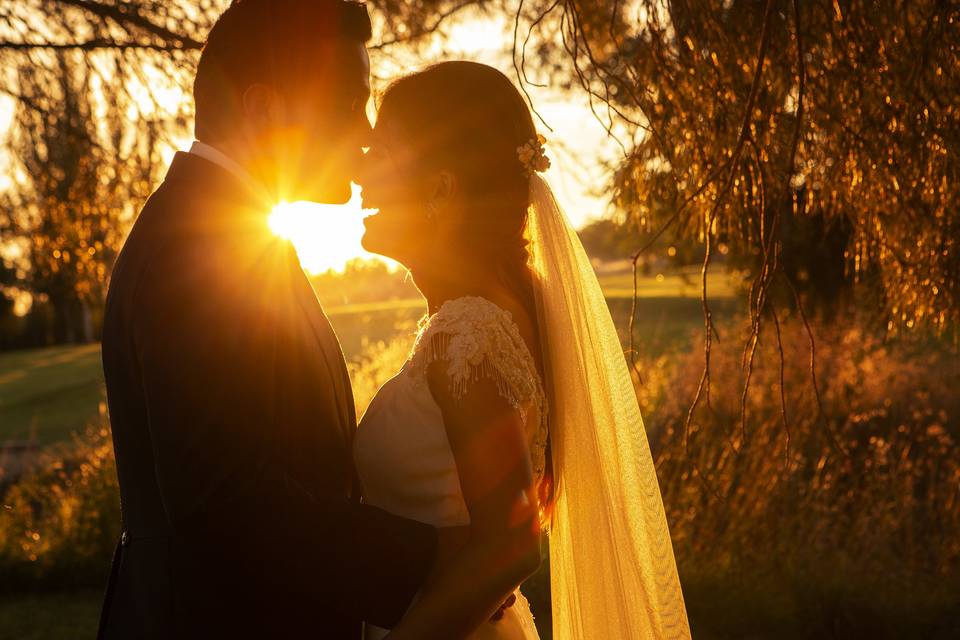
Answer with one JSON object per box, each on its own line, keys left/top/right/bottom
{"left": 98, "top": 152, "right": 436, "bottom": 639}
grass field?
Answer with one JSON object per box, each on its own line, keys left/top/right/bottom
{"left": 0, "top": 591, "right": 102, "bottom": 640}
{"left": 0, "top": 344, "right": 104, "bottom": 447}
{"left": 0, "top": 270, "right": 740, "bottom": 637}
{"left": 4, "top": 268, "right": 959, "bottom": 639}
{"left": 0, "top": 270, "right": 738, "bottom": 449}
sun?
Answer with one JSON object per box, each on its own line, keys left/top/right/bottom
{"left": 268, "top": 183, "right": 393, "bottom": 274}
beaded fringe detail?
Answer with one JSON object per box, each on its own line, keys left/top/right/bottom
{"left": 420, "top": 332, "right": 527, "bottom": 412}
{"left": 405, "top": 296, "right": 549, "bottom": 478}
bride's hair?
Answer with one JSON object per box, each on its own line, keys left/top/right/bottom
{"left": 379, "top": 62, "right": 555, "bottom": 509}
{"left": 377, "top": 61, "right": 539, "bottom": 318}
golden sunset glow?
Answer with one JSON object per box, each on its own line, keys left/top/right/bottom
{"left": 268, "top": 184, "right": 395, "bottom": 274}
{"left": 4, "top": 4, "right": 959, "bottom": 637}
{"left": 258, "top": 13, "right": 619, "bottom": 273}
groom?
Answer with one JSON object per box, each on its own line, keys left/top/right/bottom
{"left": 99, "top": 2, "right": 443, "bottom": 637}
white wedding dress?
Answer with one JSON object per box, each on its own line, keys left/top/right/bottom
{"left": 355, "top": 295, "right": 546, "bottom": 639}
{"left": 354, "top": 175, "right": 691, "bottom": 640}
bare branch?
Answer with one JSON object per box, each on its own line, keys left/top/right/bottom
{"left": 0, "top": 38, "right": 200, "bottom": 51}
{"left": 369, "top": 0, "right": 481, "bottom": 51}
{"left": 53, "top": 0, "right": 204, "bottom": 48}
{"left": 511, "top": 0, "right": 559, "bottom": 131}
{"left": 682, "top": 0, "right": 776, "bottom": 444}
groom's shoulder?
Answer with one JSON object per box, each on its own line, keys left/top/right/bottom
{"left": 142, "top": 152, "right": 257, "bottom": 219}
{"left": 142, "top": 156, "right": 233, "bottom": 222}
{"left": 120, "top": 176, "right": 216, "bottom": 278}
{"left": 132, "top": 185, "right": 290, "bottom": 290}
{"left": 135, "top": 158, "right": 279, "bottom": 255}
{"left": 112, "top": 153, "right": 292, "bottom": 306}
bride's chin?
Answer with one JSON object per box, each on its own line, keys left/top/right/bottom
{"left": 360, "top": 224, "right": 393, "bottom": 259}
{"left": 362, "top": 233, "right": 414, "bottom": 268}
{"left": 359, "top": 229, "right": 380, "bottom": 254}
{"left": 362, "top": 212, "right": 420, "bottom": 265}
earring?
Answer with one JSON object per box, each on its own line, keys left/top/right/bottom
{"left": 426, "top": 201, "right": 438, "bottom": 220}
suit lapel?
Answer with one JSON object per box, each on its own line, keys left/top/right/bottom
{"left": 167, "top": 155, "right": 359, "bottom": 484}
{"left": 286, "top": 248, "right": 356, "bottom": 436}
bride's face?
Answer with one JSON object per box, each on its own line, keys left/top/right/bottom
{"left": 356, "top": 115, "right": 436, "bottom": 266}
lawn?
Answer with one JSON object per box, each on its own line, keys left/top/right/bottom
{"left": 0, "top": 344, "right": 104, "bottom": 447}
{"left": 0, "top": 590, "right": 102, "bottom": 640}
{"left": 0, "top": 269, "right": 738, "bottom": 449}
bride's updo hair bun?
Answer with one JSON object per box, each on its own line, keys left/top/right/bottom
{"left": 378, "top": 61, "right": 540, "bottom": 293}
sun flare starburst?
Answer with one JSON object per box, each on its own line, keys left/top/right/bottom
{"left": 268, "top": 184, "right": 394, "bottom": 274}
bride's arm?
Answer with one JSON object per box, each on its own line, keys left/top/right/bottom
{"left": 385, "top": 364, "right": 543, "bottom": 639}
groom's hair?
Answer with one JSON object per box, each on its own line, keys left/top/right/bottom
{"left": 194, "top": 0, "right": 372, "bottom": 143}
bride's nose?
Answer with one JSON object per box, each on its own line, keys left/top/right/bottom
{"left": 356, "top": 115, "right": 373, "bottom": 149}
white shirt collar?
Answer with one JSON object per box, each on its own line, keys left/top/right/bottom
{"left": 188, "top": 140, "right": 256, "bottom": 187}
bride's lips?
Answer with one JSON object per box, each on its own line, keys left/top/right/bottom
{"left": 360, "top": 191, "right": 382, "bottom": 223}
{"left": 360, "top": 197, "right": 379, "bottom": 211}
{"left": 361, "top": 203, "right": 381, "bottom": 225}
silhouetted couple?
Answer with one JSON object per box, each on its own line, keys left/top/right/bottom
{"left": 98, "top": 1, "right": 689, "bottom": 638}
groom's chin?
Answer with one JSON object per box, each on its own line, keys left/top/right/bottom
{"left": 359, "top": 230, "right": 379, "bottom": 254}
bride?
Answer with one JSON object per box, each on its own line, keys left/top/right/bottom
{"left": 354, "top": 60, "right": 690, "bottom": 639}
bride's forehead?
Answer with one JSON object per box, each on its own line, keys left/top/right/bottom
{"left": 370, "top": 116, "right": 405, "bottom": 145}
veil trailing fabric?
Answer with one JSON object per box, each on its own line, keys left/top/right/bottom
{"left": 525, "top": 175, "right": 691, "bottom": 639}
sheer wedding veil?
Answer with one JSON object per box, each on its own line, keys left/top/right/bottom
{"left": 525, "top": 173, "right": 691, "bottom": 639}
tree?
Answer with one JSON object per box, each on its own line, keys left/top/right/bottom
{"left": 489, "top": 0, "right": 960, "bottom": 444}
{"left": 0, "top": 0, "right": 212, "bottom": 343}
{"left": 0, "top": 0, "right": 496, "bottom": 345}
{"left": 2, "top": 0, "right": 958, "bottom": 343}
{"left": 513, "top": 0, "right": 960, "bottom": 334}
{"left": 1, "top": 51, "right": 166, "bottom": 342}
{"left": 0, "top": 258, "right": 18, "bottom": 348}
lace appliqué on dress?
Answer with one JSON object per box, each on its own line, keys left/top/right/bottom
{"left": 407, "top": 296, "right": 549, "bottom": 478}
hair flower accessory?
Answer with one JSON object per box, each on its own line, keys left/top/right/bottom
{"left": 517, "top": 134, "right": 551, "bottom": 176}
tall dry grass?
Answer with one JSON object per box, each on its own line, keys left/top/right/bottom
{"left": 647, "top": 319, "right": 960, "bottom": 636}
{"left": 348, "top": 335, "right": 417, "bottom": 417}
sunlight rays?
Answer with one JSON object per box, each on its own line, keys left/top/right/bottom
{"left": 268, "top": 184, "right": 395, "bottom": 274}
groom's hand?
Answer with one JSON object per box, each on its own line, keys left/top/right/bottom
{"left": 430, "top": 526, "right": 517, "bottom": 624}
{"left": 489, "top": 592, "right": 516, "bottom": 622}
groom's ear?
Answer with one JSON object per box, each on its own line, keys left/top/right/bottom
{"left": 241, "top": 83, "right": 285, "bottom": 130}
{"left": 427, "top": 171, "right": 457, "bottom": 214}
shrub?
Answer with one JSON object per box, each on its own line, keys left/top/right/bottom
{"left": 0, "top": 409, "right": 119, "bottom": 592}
